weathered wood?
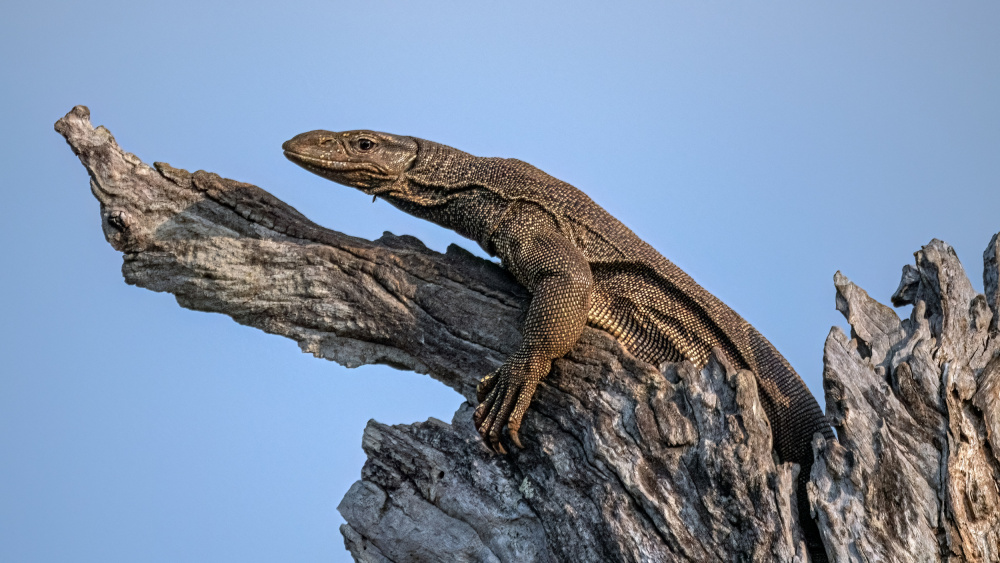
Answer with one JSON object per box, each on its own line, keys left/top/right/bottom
{"left": 57, "top": 106, "right": 1000, "bottom": 562}
{"left": 813, "top": 242, "right": 1000, "bottom": 562}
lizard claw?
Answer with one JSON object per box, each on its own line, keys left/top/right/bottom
{"left": 472, "top": 402, "right": 501, "bottom": 453}
{"left": 472, "top": 365, "right": 539, "bottom": 454}
{"left": 490, "top": 429, "right": 507, "bottom": 454}
{"left": 509, "top": 426, "right": 524, "bottom": 450}
{"left": 473, "top": 390, "right": 508, "bottom": 454}
{"left": 476, "top": 372, "right": 497, "bottom": 403}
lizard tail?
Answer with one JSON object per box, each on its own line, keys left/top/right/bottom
{"left": 747, "top": 327, "right": 834, "bottom": 562}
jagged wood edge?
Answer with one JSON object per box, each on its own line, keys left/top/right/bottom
{"left": 811, "top": 239, "right": 1000, "bottom": 562}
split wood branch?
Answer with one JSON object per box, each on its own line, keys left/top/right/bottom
{"left": 57, "top": 106, "right": 1000, "bottom": 562}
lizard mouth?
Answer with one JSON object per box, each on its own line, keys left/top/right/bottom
{"left": 283, "top": 151, "right": 375, "bottom": 172}
{"left": 283, "top": 150, "right": 391, "bottom": 181}
{"left": 283, "top": 151, "right": 398, "bottom": 196}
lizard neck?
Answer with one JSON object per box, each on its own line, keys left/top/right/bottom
{"left": 383, "top": 189, "right": 512, "bottom": 256}
{"left": 384, "top": 138, "right": 518, "bottom": 255}
{"left": 407, "top": 138, "right": 496, "bottom": 187}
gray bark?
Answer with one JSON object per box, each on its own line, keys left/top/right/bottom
{"left": 57, "top": 106, "right": 1000, "bottom": 562}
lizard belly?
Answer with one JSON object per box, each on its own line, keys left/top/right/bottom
{"left": 586, "top": 262, "right": 724, "bottom": 368}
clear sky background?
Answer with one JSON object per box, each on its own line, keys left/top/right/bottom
{"left": 2, "top": 2, "right": 998, "bottom": 561}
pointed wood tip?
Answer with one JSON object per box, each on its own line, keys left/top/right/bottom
{"left": 54, "top": 105, "right": 92, "bottom": 136}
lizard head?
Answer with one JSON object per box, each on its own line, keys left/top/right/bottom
{"left": 282, "top": 130, "right": 418, "bottom": 195}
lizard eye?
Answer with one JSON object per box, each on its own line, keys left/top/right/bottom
{"left": 358, "top": 138, "right": 375, "bottom": 151}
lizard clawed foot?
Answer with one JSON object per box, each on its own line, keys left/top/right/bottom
{"left": 473, "top": 362, "right": 541, "bottom": 454}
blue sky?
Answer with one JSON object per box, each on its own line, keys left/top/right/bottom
{"left": 2, "top": 2, "right": 998, "bottom": 561}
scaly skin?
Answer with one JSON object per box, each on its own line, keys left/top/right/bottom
{"left": 283, "top": 129, "right": 835, "bottom": 560}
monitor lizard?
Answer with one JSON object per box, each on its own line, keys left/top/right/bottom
{"left": 283, "top": 129, "right": 835, "bottom": 560}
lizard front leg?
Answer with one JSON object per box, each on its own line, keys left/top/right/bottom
{"left": 474, "top": 205, "right": 592, "bottom": 453}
